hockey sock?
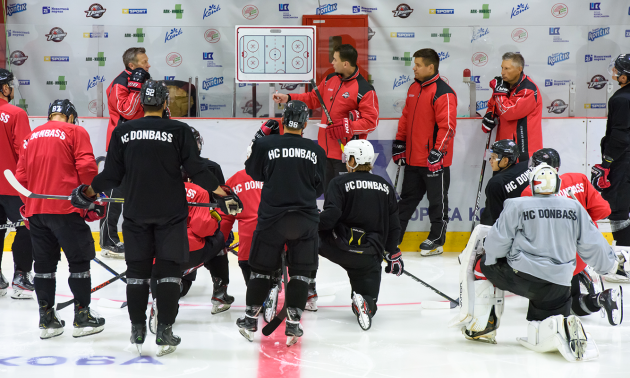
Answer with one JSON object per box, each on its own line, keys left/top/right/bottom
{"left": 154, "top": 259, "right": 182, "bottom": 324}
{"left": 246, "top": 271, "right": 272, "bottom": 306}
{"left": 34, "top": 272, "right": 57, "bottom": 306}
{"left": 286, "top": 278, "right": 309, "bottom": 311}
{"left": 68, "top": 273, "right": 91, "bottom": 308}
{"left": 150, "top": 277, "right": 157, "bottom": 299}
{"left": 239, "top": 261, "right": 252, "bottom": 286}
{"left": 207, "top": 254, "right": 230, "bottom": 285}
{"left": 127, "top": 280, "right": 151, "bottom": 323}
{"left": 12, "top": 227, "right": 34, "bottom": 272}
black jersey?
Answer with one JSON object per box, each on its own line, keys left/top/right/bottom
{"left": 601, "top": 84, "right": 630, "bottom": 161}
{"left": 203, "top": 159, "right": 225, "bottom": 185}
{"left": 480, "top": 161, "right": 533, "bottom": 226}
{"left": 320, "top": 171, "right": 401, "bottom": 253}
{"left": 91, "top": 116, "right": 219, "bottom": 223}
{"left": 245, "top": 133, "right": 326, "bottom": 229}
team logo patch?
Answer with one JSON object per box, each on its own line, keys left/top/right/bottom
{"left": 342, "top": 92, "right": 349, "bottom": 98}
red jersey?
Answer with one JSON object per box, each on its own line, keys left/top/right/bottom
{"left": 105, "top": 70, "right": 144, "bottom": 150}
{"left": 521, "top": 172, "right": 611, "bottom": 275}
{"left": 290, "top": 68, "right": 379, "bottom": 159}
{"left": 185, "top": 182, "right": 219, "bottom": 252}
{"left": 219, "top": 170, "right": 262, "bottom": 261}
{"left": 0, "top": 98, "right": 31, "bottom": 196}
{"left": 16, "top": 121, "right": 98, "bottom": 217}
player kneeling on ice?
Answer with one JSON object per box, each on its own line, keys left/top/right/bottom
{"left": 318, "top": 140, "right": 402, "bottom": 330}
{"left": 451, "top": 164, "right": 619, "bottom": 362}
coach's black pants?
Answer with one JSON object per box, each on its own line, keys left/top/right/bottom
{"left": 324, "top": 158, "right": 347, "bottom": 196}
{"left": 601, "top": 153, "right": 630, "bottom": 245}
{"left": 0, "top": 195, "right": 33, "bottom": 272}
{"left": 99, "top": 187, "right": 123, "bottom": 247}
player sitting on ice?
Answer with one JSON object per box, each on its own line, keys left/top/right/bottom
{"left": 451, "top": 163, "right": 619, "bottom": 362}
{"left": 521, "top": 148, "right": 623, "bottom": 326}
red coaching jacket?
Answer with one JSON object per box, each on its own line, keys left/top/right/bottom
{"left": 487, "top": 73, "right": 543, "bottom": 163}
{"left": 522, "top": 172, "right": 611, "bottom": 275}
{"left": 185, "top": 182, "right": 219, "bottom": 252}
{"left": 0, "top": 98, "right": 31, "bottom": 196}
{"left": 16, "top": 121, "right": 98, "bottom": 217}
{"left": 290, "top": 68, "right": 379, "bottom": 159}
{"left": 219, "top": 169, "right": 262, "bottom": 261}
{"left": 105, "top": 70, "right": 144, "bottom": 151}
{"left": 395, "top": 73, "right": 457, "bottom": 167}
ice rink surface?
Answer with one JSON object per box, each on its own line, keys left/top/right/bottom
{"left": 1, "top": 252, "right": 628, "bottom": 378}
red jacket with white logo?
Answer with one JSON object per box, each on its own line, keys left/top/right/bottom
{"left": 290, "top": 68, "right": 379, "bottom": 159}
{"left": 15, "top": 121, "right": 98, "bottom": 217}
{"left": 395, "top": 74, "right": 457, "bottom": 167}
{"left": 487, "top": 73, "right": 543, "bottom": 163}
{"left": 185, "top": 181, "right": 219, "bottom": 252}
{"left": 219, "top": 169, "right": 262, "bottom": 261}
{"left": 521, "top": 172, "right": 611, "bottom": 275}
{"left": 105, "top": 70, "right": 144, "bottom": 151}
{"left": 0, "top": 98, "right": 31, "bottom": 196}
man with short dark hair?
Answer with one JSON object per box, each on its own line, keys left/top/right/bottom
{"left": 481, "top": 52, "right": 543, "bottom": 162}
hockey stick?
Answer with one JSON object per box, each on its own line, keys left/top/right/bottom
{"left": 309, "top": 79, "right": 346, "bottom": 153}
{"left": 93, "top": 258, "right": 127, "bottom": 284}
{"left": 262, "top": 251, "right": 289, "bottom": 336}
{"left": 394, "top": 160, "right": 402, "bottom": 195}
{"left": 0, "top": 220, "right": 24, "bottom": 230}
{"left": 56, "top": 270, "right": 127, "bottom": 311}
{"left": 469, "top": 129, "right": 493, "bottom": 235}
{"left": 4, "top": 170, "right": 217, "bottom": 208}
{"left": 403, "top": 270, "right": 459, "bottom": 308}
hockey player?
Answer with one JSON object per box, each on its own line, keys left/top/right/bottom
{"left": 319, "top": 139, "right": 402, "bottom": 330}
{"left": 392, "top": 48, "right": 457, "bottom": 256}
{"left": 71, "top": 80, "right": 242, "bottom": 356}
{"left": 479, "top": 140, "right": 533, "bottom": 226}
{"left": 236, "top": 100, "right": 326, "bottom": 346}
{"left": 521, "top": 148, "right": 623, "bottom": 325}
{"left": 0, "top": 68, "right": 34, "bottom": 298}
{"left": 452, "top": 164, "right": 618, "bottom": 362}
{"left": 15, "top": 100, "right": 106, "bottom": 339}
{"left": 482, "top": 52, "right": 543, "bottom": 162}
{"left": 591, "top": 54, "right": 630, "bottom": 246}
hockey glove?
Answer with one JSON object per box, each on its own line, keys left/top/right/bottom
{"left": 392, "top": 139, "right": 407, "bottom": 166}
{"left": 328, "top": 118, "right": 354, "bottom": 140}
{"left": 427, "top": 149, "right": 445, "bottom": 173}
{"left": 254, "top": 119, "right": 280, "bottom": 140}
{"left": 70, "top": 184, "right": 96, "bottom": 209}
{"left": 128, "top": 68, "right": 150, "bottom": 92}
{"left": 591, "top": 163, "right": 611, "bottom": 191}
{"left": 481, "top": 112, "right": 497, "bottom": 133}
{"left": 83, "top": 203, "right": 107, "bottom": 222}
{"left": 384, "top": 250, "right": 404, "bottom": 276}
{"left": 349, "top": 110, "right": 361, "bottom": 121}
{"left": 215, "top": 185, "right": 243, "bottom": 216}
{"left": 489, "top": 76, "right": 509, "bottom": 97}
{"left": 18, "top": 205, "right": 29, "bottom": 230}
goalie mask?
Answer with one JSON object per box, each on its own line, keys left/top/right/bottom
{"left": 48, "top": 99, "right": 79, "bottom": 124}
{"left": 529, "top": 163, "right": 561, "bottom": 196}
{"left": 342, "top": 139, "right": 375, "bottom": 168}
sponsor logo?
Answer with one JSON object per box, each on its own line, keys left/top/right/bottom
{"left": 10, "top": 50, "right": 28, "bottom": 65}
{"left": 589, "top": 2, "right": 600, "bottom": 10}
{"left": 472, "top": 52, "right": 488, "bottom": 67}
{"left": 390, "top": 32, "right": 414, "bottom": 38}
{"left": 431, "top": 28, "right": 451, "bottom": 42}
{"left": 368, "top": 55, "right": 376, "bottom": 61}
{"left": 88, "top": 100, "right": 104, "bottom": 115}
{"left": 548, "top": 52, "right": 570, "bottom": 66}
{"left": 430, "top": 9, "right": 454, "bottom": 14}
{"left": 125, "top": 28, "right": 145, "bottom": 42}
{"left": 165, "top": 28, "right": 183, "bottom": 43}
{"left": 7, "top": 3, "right": 26, "bottom": 16}
{"left": 584, "top": 103, "right": 606, "bottom": 109}
{"left": 279, "top": 3, "right": 297, "bottom": 19}
{"left": 393, "top": 75, "right": 412, "bottom": 90}
{"left": 470, "top": 4, "right": 491, "bottom": 19}
{"left": 585, "top": 54, "right": 611, "bottom": 62}
{"left": 549, "top": 27, "right": 560, "bottom": 35}
{"left": 477, "top": 100, "right": 488, "bottom": 111}
{"left": 392, "top": 4, "right": 413, "bottom": 18}
{"left": 7, "top": 30, "right": 29, "bottom": 37}
{"left": 205, "top": 29, "right": 220, "bottom": 43}
{"left": 18, "top": 80, "right": 29, "bottom": 85}
{"left": 203, "top": 52, "right": 223, "bottom": 67}
{"left": 471, "top": 76, "right": 488, "bottom": 91}
{"left": 393, "top": 52, "right": 412, "bottom": 66}
{"left": 511, "top": 3, "right": 529, "bottom": 18}
{"left": 588, "top": 27, "right": 609, "bottom": 41}
{"left": 42, "top": 6, "right": 68, "bottom": 14}
{"left": 626, "top": 30, "right": 630, "bottom": 38}
{"left": 242, "top": 5, "right": 258, "bottom": 19}
{"left": 438, "top": 51, "right": 450, "bottom": 61}
{"left": 589, "top": 2, "right": 608, "bottom": 18}
{"left": 279, "top": 84, "right": 298, "bottom": 91}
{"left": 85, "top": 3, "right": 106, "bottom": 18}
{"left": 164, "top": 4, "right": 183, "bottom": 19}
{"left": 164, "top": 76, "right": 175, "bottom": 80}
{"left": 587, "top": 74, "right": 608, "bottom": 89}
{"left": 551, "top": 3, "right": 568, "bottom": 18}
{"left": 511, "top": 28, "right": 528, "bottom": 43}
{"left": 241, "top": 100, "right": 262, "bottom": 114}
{"left": 122, "top": 9, "right": 147, "bottom": 14}
{"left": 353, "top": 6, "right": 377, "bottom": 13}
{"left": 87, "top": 75, "right": 106, "bottom": 90}
{"left": 471, "top": 27, "right": 489, "bottom": 43}
{"left": 83, "top": 32, "right": 108, "bottom": 38}
{"left": 472, "top": 76, "right": 481, "bottom": 83}
{"left": 203, "top": 4, "right": 220, "bottom": 19}
{"left": 545, "top": 79, "right": 571, "bottom": 87}
{"left": 393, "top": 99, "right": 406, "bottom": 113}
{"left": 85, "top": 52, "right": 106, "bottom": 67}
{"left": 166, "top": 52, "right": 182, "bottom": 67}
{"left": 45, "top": 27, "right": 67, "bottom": 42}
{"left": 547, "top": 99, "right": 568, "bottom": 114}
{"left": 200, "top": 104, "right": 227, "bottom": 111}
{"left": 368, "top": 27, "right": 375, "bottom": 41}
{"left": 316, "top": 3, "right": 337, "bottom": 15}
{"left": 203, "top": 77, "right": 224, "bottom": 90}
{"left": 46, "top": 76, "right": 67, "bottom": 90}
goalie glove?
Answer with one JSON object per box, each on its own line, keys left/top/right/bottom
{"left": 214, "top": 185, "right": 243, "bottom": 216}
{"left": 384, "top": 250, "right": 404, "bottom": 276}
{"left": 253, "top": 119, "right": 280, "bottom": 140}
{"left": 70, "top": 184, "right": 96, "bottom": 209}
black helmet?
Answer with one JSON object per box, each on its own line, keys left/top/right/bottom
{"left": 0, "top": 68, "right": 15, "bottom": 87}
{"left": 282, "top": 100, "right": 309, "bottom": 130}
{"left": 489, "top": 139, "right": 519, "bottom": 166}
{"left": 529, "top": 148, "right": 561, "bottom": 171}
{"left": 140, "top": 80, "right": 169, "bottom": 107}
{"left": 610, "top": 54, "right": 630, "bottom": 79}
{"left": 48, "top": 99, "right": 78, "bottom": 124}
{"left": 190, "top": 126, "right": 204, "bottom": 152}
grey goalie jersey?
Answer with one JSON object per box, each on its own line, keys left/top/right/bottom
{"left": 484, "top": 195, "right": 616, "bottom": 286}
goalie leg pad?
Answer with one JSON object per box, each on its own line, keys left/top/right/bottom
{"left": 603, "top": 246, "right": 630, "bottom": 283}
{"left": 462, "top": 280, "right": 504, "bottom": 344}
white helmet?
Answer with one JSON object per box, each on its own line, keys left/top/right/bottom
{"left": 529, "top": 163, "right": 561, "bottom": 196}
{"left": 342, "top": 139, "right": 375, "bottom": 168}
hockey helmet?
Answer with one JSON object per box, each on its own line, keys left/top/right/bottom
{"left": 608, "top": 54, "right": 630, "bottom": 80}
{"left": 0, "top": 68, "right": 15, "bottom": 88}
{"left": 529, "top": 148, "right": 561, "bottom": 171}
{"left": 487, "top": 139, "right": 519, "bottom": 166}
{"left": 282, "top": 100, "right": 309, "bottom": 130}
{"left": 48, "top": 99, "right": 78, "bottom": 124}
{"left": 342, "top": 139, "right": 375, "bottom": 167}
{"left": 529, "top": 163, "right": 561, "bottom": 196}
{"left": 140, "top": 80, "right": 169, "bottom": 107}
{"left": 190, "top": 126, "right": 204, "bottom": 152}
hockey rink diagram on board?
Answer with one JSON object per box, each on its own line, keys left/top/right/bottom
{"left": 239, "top": 35, "right": 312, "bottom": 75}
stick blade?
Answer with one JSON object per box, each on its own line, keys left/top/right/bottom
{"left": 421, "top": 301, "right": 458, "bottom": 310}
{"left": 262, "top": 307, "right": 286, "bottom": 336}
{"left": 4, "top": 169, "right": 32, "bottom": 197}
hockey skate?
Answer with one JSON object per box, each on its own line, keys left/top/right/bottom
{"left": 463, "top": 306, "right": 499, "bottom": 344}
{"left": 305, "top": 283, "right": 318, "bottom": 312}
{"left": 236, "top": 305, "right": 261, "bottom": 342}
{"left": 351, "top": 292, "right": 373, "bottom": 331}
{"left": 72, "top": 302, "right": 105, "bottom": 338}
{"left": 598, "top": 287, "right": 623, "bottom": 326}
{"left": 263, "top": 284, "right": 280, "bottom": 323}
{"left": 101, "top": 242, "right": 125, "bottom": 259}
{"left": 419, "top": 239, "right": 444, "bottom": 257}
{"left": 11, "top": 270, "right": 34, "bottom": 299}
{"left": 211, "top": 278, "right": 234, "bottom": 314}
{"left": 149, "top": 299, "right": 158, "bottom": 334}
{"left": 156, "top": 323, "right": 181, "bottom": 357}
{"left": 0, "top": 271, "right": 8, "bottom": 297}
{"left": 285, "top": 307, "right": 304, "bottom": 347}
{"left": 130, "top": 323, "right": 147, "bottom": 355}
{"left": 38, "top": 300, "right": 65, "bottom": 339}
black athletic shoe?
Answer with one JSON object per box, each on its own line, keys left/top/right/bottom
{"left": 598, "top": 287, "right": 623, "bottom": 326}
{"left": 419, "top": 238, "right": 445, "bottom": 256}
{"left": 236, "top": 305, "right": 261, "bottom": 342}
{"left": 131, "top": 323, "right": 147, "bottom": 355}
{"left": 39, "top": 300, "right": 65, "bottom": 339}
{"left": 156, "top": 324, "right": 181, "bottom": 357}
{"left": 73, "top": 302, "right": 105, "bottom": 338}
{"left": 101, "top": 242, "right": 125, "bottom": 259}
{"left": 285, "top": 307, "right": 304, "bottom": 346}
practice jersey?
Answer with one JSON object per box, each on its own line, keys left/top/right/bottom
{"left": 320, "top": 171, "right": 401, "bottom": 253}
{"left": 219, "top": 169, "right": 262, "bottom": 261}
{"left": 185, "top": 182, "right": 219, "bottom": 252}
{"left": 203, "top": 158, "right": 225, "bottom": 185}
{"left": 16, "top": 120, "right": 98, "bottom": 217}
{"left": 484, "top": 195, "right": 616, "bottom": 286}
{"left": 245, "top": 133, "right": 326, "bottom": 229}
{"left": 91, "top": 116, "right": 220, "bottom": 223}
{"left": 0, "top": 98, "right": 31, "bottom": 196}
{"left": 480, "top": 161, "right": 533, "bottom": 226}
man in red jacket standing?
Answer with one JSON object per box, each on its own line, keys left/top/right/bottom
{"left": 0, "top": 68, "right": 34, "bottom": 299}
{"left": 273, "top": 44, "right": 379, "bottom": 193}
{"left": 100, "top": 47, "right": 151, "bottom": 258}
{"left": 392, "top": 49, "right": 457, "bottom": 256}
{"left": 481, "top": 52, "right": 543, "bottom": 162}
